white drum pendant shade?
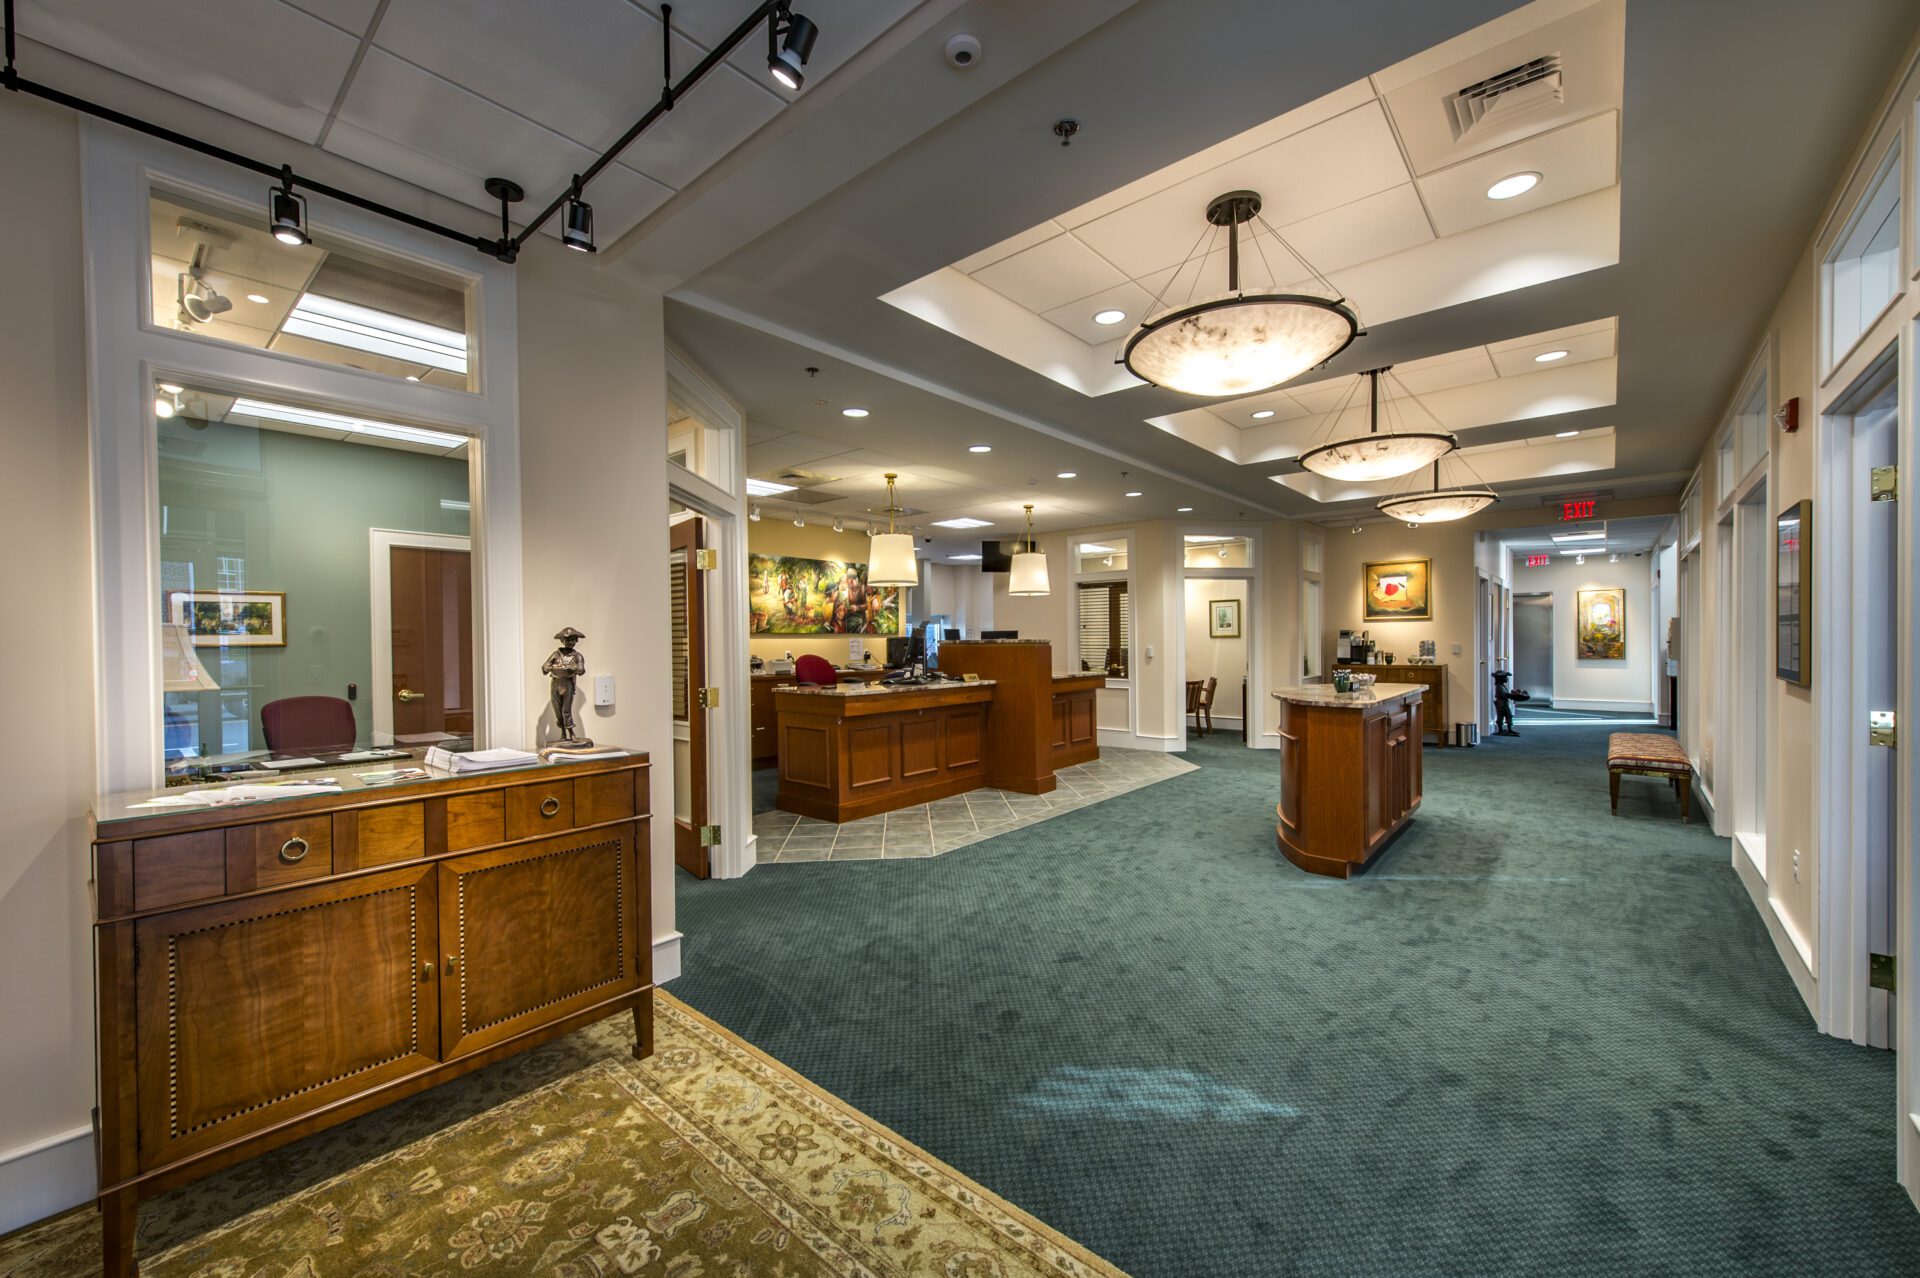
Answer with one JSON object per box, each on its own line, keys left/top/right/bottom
{"left": 1376, "top": 487, "right": 1498, "bottom": 524}
{"left": 1123, "top": 293, "right": 1359, "bottom": 398}
{"left": 1008, "top": 550, "right": 1050, "bottom": 596}
{"left": 867, "top": 531, "right": 918, "bottom": 587}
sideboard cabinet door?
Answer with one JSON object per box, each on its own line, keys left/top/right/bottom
{"left": 133, "top": 863, "right": 441, "bottom": 1171}
{"left": 438, "top": 824, "right": 645, "bottom": 1060}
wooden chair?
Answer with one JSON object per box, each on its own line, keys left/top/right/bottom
{"left": 1191, "top": 676, "right": 1218, "bottom": 736}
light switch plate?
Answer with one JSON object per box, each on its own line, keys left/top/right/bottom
{"left": 593, "top": 674, "right": 615, "bottom": 707}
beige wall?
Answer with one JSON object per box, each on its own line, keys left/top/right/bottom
{"left": 1514, "top": 553, "right": 1658, "bottom": 711}
{"left": 0, "top": 95, "right": 98, "bottom": 1224}
{"left": 1184, "top": 577, "right": 1249, "bottom": 719}
{"left": 1322, "top": 521, "right": 1484, "bottom": 729}
{"left": 747, "top": 520, "right": 904, "bottom": 665}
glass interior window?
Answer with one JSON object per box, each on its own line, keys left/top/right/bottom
{"left": 149, "top": 187, "right": 477, "bottom": 391}
{"left": 157, "top": 382, "right": 474, "bottom": 774}
{"left": 1075, "top": 539, "right": 1129, "bottom": 573}
{"left": 1183, "top": 534, "right": 1252, "bottom": 567}
{"left": 1823, "top": 144, "right": 1902, "bottom": 370}
{"left": 1734, "top": 374, "right": 1769, "bottom": 480}
{"left": 667, "top": 379, "right": 734, "bottom": 490}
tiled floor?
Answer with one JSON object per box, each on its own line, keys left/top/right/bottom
{"left": 750, "top": 748, "right": 1199, "bottom": 862}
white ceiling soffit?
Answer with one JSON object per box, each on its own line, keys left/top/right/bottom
{"left": 14, "top": 0, "right": 927, "bottom": 244}
{"left": 1145, "top": 317, "right": 1618, "bottom": 465}
{"left": 1499, "top": 513, "right": 1671, "bottom": 555}
{"left": 882, "top": 0, "right": 1624, "bottom": 397}
{"left": 1273, "top": 427, "right": 1617, "bottom": 505}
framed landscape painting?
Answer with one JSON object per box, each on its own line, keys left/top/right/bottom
{"left": 1363, "top": 558, "right": 1431, "bottom": 620}
{"left": 1208, "top": 598, "right": 1242, "bottom": 638}
{"left": 169, "top": 590, "right": 287, "bottom": 647}
{"left": 749, "top": 554, "right": 902, "bottom": 635}
{"left": 1576, "top": 587, "right": 1626, "bottom": 660}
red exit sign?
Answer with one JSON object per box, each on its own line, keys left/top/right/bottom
{"left": 1526, "top": 554, "right": 1551, "bottom": 567}
{"left": 1561, "top": 499, "right": 1597, "bottom": 521}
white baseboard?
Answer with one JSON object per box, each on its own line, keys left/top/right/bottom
{"left": 1097, "top": 729, "right": 1180, "bottom": 752}
{"left": 1731, "top": 842, "right": 1817, "bottom": 1018}
{"left": 0, "top": 1124, "right": 93, "bottom": 1233}
{"left": 1552, "top": 698, "right": 1656, "bottom": 714}
{"left": 653, "top": 931, "right": 683, "bottom": 984}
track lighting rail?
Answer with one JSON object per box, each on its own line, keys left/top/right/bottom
{"left": 0, "top": 0, "right": 809, "bottom": 263}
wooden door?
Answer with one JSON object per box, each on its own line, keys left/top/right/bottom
{"left": 670, "top": 517, "right": 711, "bottom": 877}
{"left": 133, "top": 864, "right": 440, "bottom": 1171}
{"left": 438, "top": 825, "right": 645, "bottom": 1059}
{"left": 390, "top": 545, "right": 474, "bottom": 738}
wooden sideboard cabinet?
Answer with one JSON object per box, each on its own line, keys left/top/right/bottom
{"left": 1342, "top": 663, "right": 1449, "bottom": 746}
{"left": 1274, "top": 686, "right": 1423, "bottom": 878}
{"left": 90, "top": 754, "right": 652, "bottom": 1278}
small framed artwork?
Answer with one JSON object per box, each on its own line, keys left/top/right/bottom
{"left": 1776, "top": 499, "right": 1810, "bottom": 686}
{"left": 1363, "top": 558, "right": 1432, "bottom": 621}
{"left": 169, "top": 590, "right": 287, "bottom": 647}
{"left": 1209, "top": 598, "right": 1242, "bottom": 638}
{"left": 1575, "top": 587, "right": 1626, "bottom": 660}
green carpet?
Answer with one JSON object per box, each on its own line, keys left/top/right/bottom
{"left": 674, "top": 725, "right": 1919, "bottom": 1276}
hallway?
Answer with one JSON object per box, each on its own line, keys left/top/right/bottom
{"left": 676, "top": 726, "right": 1920, "bottom": 1275}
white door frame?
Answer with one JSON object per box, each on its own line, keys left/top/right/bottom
{"left": 369, "top": 529, "right": 473, "bottom": 745}
{"left": 1174, "top": 525, "right": 1265, "bottom": 751}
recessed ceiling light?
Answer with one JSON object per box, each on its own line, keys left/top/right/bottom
{"left": 1177, "top": 506, "right": 1193, "bottom": 512}
{"left": 1251, "top": 409, "right": 1275, "bottom": 420}
{"left": 1124, "top": 491, "right": 1143, "bottom": 497}
{"left": 228, "top": 397, "right": 466, "bottom": 448}
{"left": 1552, "top": 531, "right": 1605, "bottom": 543}
{"left": 1534, "top": 349, "right": 1570, "bottom": 363}
{"left": 1092, "top": 308, "right": 1126, "bottom": 325}
{"left": 745, "top": 477, "right": 798, "bottom": 496}
{"left": 1056, "top": 471, "right": 1077, "bottom": 479}
{"left": 842, "top": 407, "right": 869, "bottom": 418}
{"left": 949, "top": 553, "right": 983, "bottom": 561}
{"left": 1556, "top": 430, "right": 1579, "bottom": 438}
{"left": 245, "top": 293, "right": 270, "bottom": 305}
{"left": 285, "top": 293, "right": 468, "bottom": 373}
{"left": 968, "top": 444, "right": 992, "bottom": 453}
{"left": 405, "top": 374, "right": 421, "bottom": 382}
{"left": 932, "top": 517, "right": 992, "bottom": 529}
{"left": 1486, "top": 172, "right": 1541, "bottom": 200}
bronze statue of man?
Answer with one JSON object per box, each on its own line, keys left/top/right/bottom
{"left": 541, "top": 626, "right": 593, "bottom": 747}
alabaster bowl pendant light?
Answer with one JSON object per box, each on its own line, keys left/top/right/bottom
{"left": 1007, "top": 503, "right": 1050, "bottom": 596}
{"left": 867, "top": 472, "right": 919, "bottom": 587}
{"left": 1376, "top": 459, "right": 1498, "bottom": 524}
{"left": 1121, "top": 190, "right": 1359, "bottom": 398}
{"left": 1296, "top": 367, "right": 1457, "bottom": 482}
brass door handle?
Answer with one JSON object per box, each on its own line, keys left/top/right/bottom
{"left": 279, "top": 836, "right": 310, "bottom": 863}
{"left": 540, "top": 796, "right": 561, "bottom": 817}
{"left": 396, "top": 688, "right": 425, "bottom": 703}
{"left": 420, "top": 961, "right": 434, "bottom": 983}
{"left": 445, "top": 954, "right": 458, "bottom": 975}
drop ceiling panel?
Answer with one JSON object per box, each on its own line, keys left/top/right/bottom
{"left": 626, "top": 0, "right": 918, "bottom": 96}
{"left": 953, "top": 221, "right": 1068, "bottom": 275}
{"left": 1071, "top": 103, "right": 1412, "bottom": 280}
{"left": 1418, "top": 110, "right": 1618, "bottom": 236}
{"left": 283, "top": 0, "right": 384, "bottom": 34}
{"left": 1276, "top": 184, "right": 1436, "bottom": 276}
{"left": 1039, "top": 281, "right": 1159, "bottom": 344}
{"left": 17, "top": 0, "right": 361, "bottom": 145}
{"left": 1487, "top": 325, "right": 1615, "bottom": 376}
{"left": 970, "top": 235, "right": 1129, "bottom": 314}
{"left": 1391, "top": 348, "right": 1500, "bottom": 393}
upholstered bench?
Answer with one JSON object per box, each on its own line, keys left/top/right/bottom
{"left": 1607, "top": 732, "right": 1692, "bottom": 823}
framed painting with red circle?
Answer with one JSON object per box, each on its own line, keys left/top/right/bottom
{"left": 1362, "top": 558, "right": 1432, "bottom": 621}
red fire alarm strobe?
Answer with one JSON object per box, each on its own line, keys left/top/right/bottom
{"left": 1775, "top": 396, "right": 1800, "bottom": 433}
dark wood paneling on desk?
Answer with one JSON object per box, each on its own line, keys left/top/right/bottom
{"left": 774, "top": 684, "right": 993, "bottom": 821}
{"left": 1274, "top": 690, "right": 1423, "bottom": 878}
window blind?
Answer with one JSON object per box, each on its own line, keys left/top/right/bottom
{"left": 670, "top": 550, "right": 689, "bottom": 721}
{"left": 1077, "top": 580, "right": 1130, "bottom": 676}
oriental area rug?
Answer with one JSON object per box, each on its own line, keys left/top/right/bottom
{"left": 1, "top": 992, "right": 1127, "bottom": 1278}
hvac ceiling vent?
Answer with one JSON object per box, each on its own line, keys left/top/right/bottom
{"left": 1445, "top": 55, "right": 1564, "bottom": 140}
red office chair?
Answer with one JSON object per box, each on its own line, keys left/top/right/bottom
{"left": 261, "top": 696, "right": 358, "bottom": 753}
{"left": 794, "top": 654, "right": 839, "bottom": 687}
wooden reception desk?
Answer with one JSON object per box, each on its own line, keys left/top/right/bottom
{"left": 773, "top": 641, "right": 1105, "bottom": 822}
{"left": 1273, "top": 683, "right": 1424, "bottom": 878}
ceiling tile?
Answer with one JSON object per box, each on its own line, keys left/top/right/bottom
{"left": 1392, "top": 349, "right": 1498, "bottom": 393}
{"left": 17, "top": 0, "right": 359, "bottom": 145}
{"left": 953, "top": 221, "right": 1067, "bottom": 275}
{"left": 1071, "top": 103, "right": 1412, "bottom": 280}
{"left": 970, "top": 235, "right": 1129, "bottom": 314}
{"left": 1417, "top": 110, "right": 1618, "bottom": 237}
{"left": 1133, "top": 236, "right": 1312, "bottom": 306}
{"left": 1038, "top": 281, "right": 1159, "bottom": 345}
{"left": 627, "top": 0, "right": 918, "bottom": 97}
{"left": 1275, "top": 184, "right": 1434, "bottom": 276}
{"left": 326, "top": 49, "right": 673, "bottom": 229}
{"left": 1487, "top": 326, "right": 1616, "bottom": 377}
{"left": 283, "top": 0, "right": 384, "bottom": 34}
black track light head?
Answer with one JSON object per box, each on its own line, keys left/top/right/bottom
{"left": 268, "top": 180, "right": 309, "bottom": 247}
{"left": 768, "top": 9, "right": 817, "bottom": 90}
{"left": 561, "top": 186, "right": 596, "bottom": 254}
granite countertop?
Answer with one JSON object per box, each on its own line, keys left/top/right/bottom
{"left": 774, "top": 679, "right": 997, "bottom": 697}
{"left": 1270, "top": 683, "right": 1426, "bottom": 707}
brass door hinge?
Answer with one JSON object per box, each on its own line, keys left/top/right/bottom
{"left": 698, "top": 824, "right": 722, "bottom": 847}
{"left": 1869, "top": 952, "right": 1896, "bottom": 993}
{"left": 1870, "top": 464, "right": 1897, "bottom": 502}
{"left": 696, "top": 686, "right": 720, "bottom": 709}
{"left": 1870, "top": 710, "right": 1896, "bottom": 748}
{"left": 693, "top": 548, "right": 719, "bottom": 570}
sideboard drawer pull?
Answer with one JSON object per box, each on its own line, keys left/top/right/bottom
{"left": 540, "top": 796, "right": 561, "bottom": 818}
{"left": 279, "top": 836, "right": 310, "bottom": 864}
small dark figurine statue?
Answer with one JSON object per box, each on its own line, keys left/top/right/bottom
{"left": 1491, "top": 669, "right": 1531, "bottom": 737}
{"left": 542, "top": 627, "right": 593, "bottom": 747}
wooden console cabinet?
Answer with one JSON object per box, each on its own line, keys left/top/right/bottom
{"left": 1273, "top": 685, "right": 1423, "bottom": 878}
{"left": 752, "top": 668, "right": 893, "bottom": 765}
{"left": 90, "top": 754, "right": 652, "bottom": 1278}
{"left": 1342, "top": 663, "right": 1448, "bottom": 746}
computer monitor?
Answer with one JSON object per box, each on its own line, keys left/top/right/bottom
{"left": 942, "top": 628, "right": 961, "bottom": 641}
{"left": 981, "top": 630, "right": 1018, "bottom": 640}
